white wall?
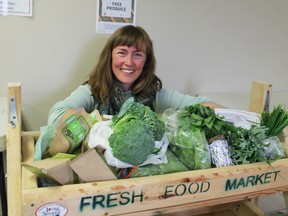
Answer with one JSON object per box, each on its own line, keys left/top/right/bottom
{"left": 1, "top": 0, "right": 288, "bottom": 130}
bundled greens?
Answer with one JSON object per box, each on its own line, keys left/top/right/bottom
{"left": 226, "top": 125, "right": 268, "bottom": 164}
{"left": 258, "top": 105, "right": 288, "bottom": 162}
{"left": 260, "top": 104, "right": 288, "bottom": 136}
{"left": 183, "top": 104, "right": 237, "bottom": 140}
{"left": 108, "top": 97, "right": 165, "bottom": 165}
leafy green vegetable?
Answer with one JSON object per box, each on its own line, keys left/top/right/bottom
{"left": 194, "top": 146, "right": 211, "bottom": 169}
{"left": 226, "top": 125, "right": 268, "bottom": 164}
{"left": 130, "top": 149, "right": 189, "bottom": 178}
{"left": 163, "top": 109, "right": 211, "bottom": 170}
{"left": 173, "top": 112, "right": 198, "bottom": 148}
{"left": 108, "top": 97, "right": 165, "bottom": 165}
{"left": 260, "top": 104, "right": 288, "bottom": 136}
{"left": 184, "top": 104, "right": 236, "bottom": 140}
{"left": 111, "top": 97, "right": 165, "bottom": 141}
{"left": 170, "top": 126, "right": 211, "bottom": 170}
{"left": 108, "top": 119, "right": 155, "bottom": 165}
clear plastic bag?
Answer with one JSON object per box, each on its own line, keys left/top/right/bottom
{"left": 262, "top": 136, "right": 286, "bottom": 160}
{"left": 163, "top": 108, "right": 211, "bottom": 170}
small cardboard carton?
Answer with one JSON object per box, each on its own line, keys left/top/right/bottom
{"left": 69, "top": 148, "right": 117, "bottom": 182}
{"left": 22, "top": 156, "right": 76, "bottom": 185}
{"left": 48, "top": 108, "right": 102, "bottom": 155}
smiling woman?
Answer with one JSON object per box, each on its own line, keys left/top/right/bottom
{"left": 47, "top": 25, "right": 221, "bottom": 126}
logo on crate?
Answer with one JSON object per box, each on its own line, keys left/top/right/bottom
{"left": 36, "top": 203, "right": 68, "bottom": 216}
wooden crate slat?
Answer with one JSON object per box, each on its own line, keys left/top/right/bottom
{"left": 6, "top": 83, "right": 22, "bottom": 216}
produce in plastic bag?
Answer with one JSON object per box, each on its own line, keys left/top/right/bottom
{"left": 209, "top": 139, "right": 234, "bottom": 167}
{"left": 262, "top": 136, "right": 286, "bottom": 160}
{"left": 130, "top": 149, "right": 189, "bottom": 178}
{"left": 163, "top": 108, "right": 211, "bottom": 170}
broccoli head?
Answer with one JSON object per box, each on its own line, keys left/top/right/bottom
{"left": 112, "top": 97, "right": 165, "bottom": 141}
{"left": 108, "top": 119, "right": 155, "bottom": 165}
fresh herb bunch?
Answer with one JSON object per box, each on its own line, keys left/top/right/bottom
{"left": 183, "top": 104, "right": 237, "bottom": 140}
{"left": 226, "top": 125, "right": 268, "bottom": 164}
{"left": 260, "top": 104, "right": 288, "bottom": 136}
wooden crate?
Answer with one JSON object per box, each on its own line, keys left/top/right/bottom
{"left": 6, "top": 83, "right": 288, "bottom": 216}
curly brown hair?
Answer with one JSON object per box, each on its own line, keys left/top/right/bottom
{"left": 87, "top": 25, "right": 162, "bottom": 104}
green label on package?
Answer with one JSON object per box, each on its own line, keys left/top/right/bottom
{"left": 89, "top": 113, "right": 97, "bottom": 124}
{"left": 68, "top": 116, "right": 85, "bottom": 143}
{"left": 63, "top": 115, "right": 87, "bottom": 146}
{"left": 89, "top": 111, "right": 99, "bottom": 125}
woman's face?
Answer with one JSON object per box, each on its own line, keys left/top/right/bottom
{"left": 112, "top": 45, "right": 147, "bottom": 91}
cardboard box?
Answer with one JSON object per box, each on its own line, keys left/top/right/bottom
{"left": 69, "top": 148, "right": 117, "bottom": 182}
{"left": 22, "top": 157, "right": 75, "bottom": 185}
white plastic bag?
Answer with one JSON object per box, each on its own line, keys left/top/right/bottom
{"left": 215, "top": 108, "right": 260, "bottom": 129}
{"left": 88, "top": 120, "right": 169, "bottom": 168}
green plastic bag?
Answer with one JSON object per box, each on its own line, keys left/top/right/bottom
{"left": 130, "top": 150, "right": 189, "bottom": 178}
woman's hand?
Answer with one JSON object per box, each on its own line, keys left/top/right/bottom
{"left": 201, "top": 102, "right": 223, "bottom": 109}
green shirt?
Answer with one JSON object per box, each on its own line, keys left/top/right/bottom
{"left": 47, "top": 84, "right": 213, "bottom": 125}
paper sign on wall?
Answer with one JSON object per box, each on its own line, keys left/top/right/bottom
{"left": 96, "top": 0, "right": 136, "bottom": 34}
{"left": 0, "top": 0, "right": 33, "bottom": 16}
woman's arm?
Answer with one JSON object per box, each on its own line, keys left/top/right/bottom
{"left": 47, "top": 85, "right": 95, "bottom": 125}
{"left": 155, "top": 88, "right": 222, "bottom": 113}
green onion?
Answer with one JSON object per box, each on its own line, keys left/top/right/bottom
{"left": 260, "top": 104, "right": 288, "bottom": 136}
